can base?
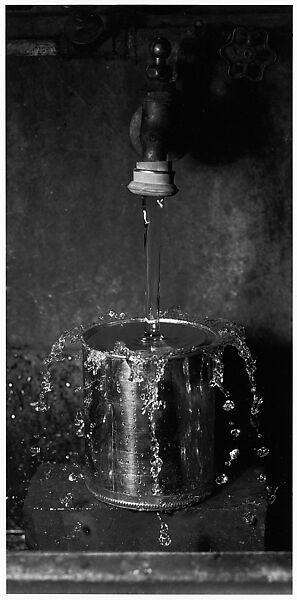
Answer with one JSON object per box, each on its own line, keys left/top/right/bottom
{"left": 84, "top": 471, "right": 214, "bottom": 512}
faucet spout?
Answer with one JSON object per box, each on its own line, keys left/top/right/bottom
{"left": 128, "top": 37, "right": 179, "bottom": 198}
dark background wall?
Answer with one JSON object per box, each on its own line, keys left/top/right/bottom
{"left": 7, "top": 5, "right": 291, "bottom": 352}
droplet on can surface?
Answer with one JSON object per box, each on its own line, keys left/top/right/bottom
{"left": 222, "top": 399, "right": 235, "bottom": 411}
{"left": 215, "top": 473, "right": 228, "bottom": 485}
{"left": 30, "top": 446, "right": 40, "bottom": 456}
{"left": 230, "top": 448, "right": 239, "bottom": 461}
{"left": 243, "top": 511, "right": 257, "bottom": 525}
{"left": 256, "top": 446, "right": 269, "bottom": 458}
{"left": 60, "top": 492, "right": 73, "bottom": 507}
{"left": 74, "top": 410, "right": 85, "bottom": 437}
{"left": 230, "top": 428, "right": 241, "bottom": 437}
{"left": 266, "top": 485, "right": 279, "bottom": 505}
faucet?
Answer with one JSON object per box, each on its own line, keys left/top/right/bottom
{"left": 128, "top": 37, "right": 179, "bottom": 198}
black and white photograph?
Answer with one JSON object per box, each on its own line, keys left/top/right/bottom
{"left": 6, "top": 2, "right": 292, "bottom": 594}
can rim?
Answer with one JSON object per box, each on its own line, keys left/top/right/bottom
{"left": 81, "top": 316, "right": 222, "bottom": 360}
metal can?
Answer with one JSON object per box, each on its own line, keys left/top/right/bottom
{"left": 82, "top": 317, "right": 219, "bottom": 511}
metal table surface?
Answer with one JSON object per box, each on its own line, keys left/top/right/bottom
{"left": 7, "top": 550, "right": 292, "bottom": 594}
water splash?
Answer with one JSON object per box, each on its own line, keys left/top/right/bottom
{"left": 243, "top": 511, "right": 257, "bottom": 525}
{"left": 183, "top": 357, "right": 192, "bottom": 394}
{"left": 266, "top": 484, "right": 279, "bottom": 505}
{"left": 256, "top": 446, "right": 270, "bottom": 458}
{"left": 141, "top": 357, "right": 168, "bottom": 494}
{"left": 37, "top": 326, "right": 83, "bottom": 413}
{"left": 149, "top": 421, "right": 163, "bottom": 495}
{"left": 60, "top": 492, "right": 73, "bottom": 508}
{"left": 36, "top": 309, "right": 268, "bottom": 531}
{"left": 216, "top": 324, "right": 264, "bottom": 432}
{"left": 199, "top": 354, "right": 205, "bottom": 395}
{"left": 157, "top": 512, "right": 172, "bottom": 547}
{"left": 68, "top": 472, "right": 84, "bottom": 482}
{"left": 215, "top": 473, "right": 228, "bottom": 485}
{"left": 222, "top": 399, "right": 235, "bottom": 411}
{"left": 30, "top": 446, "right": 40, "bottom": 456}
{"left": 229, "top": 448, "right": 240, "bottom": 461}
{"left": 74, "top": 410, "right": 85, "bottom": 438}
{"left": 209, "top": 348, "right": 230, "bottom": 398}
{"left": 230, "top": 428, "right": 241, "bottom": 438}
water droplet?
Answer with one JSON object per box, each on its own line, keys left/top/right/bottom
{"left": 152, "top": 482, "right": 162, "bottom": 495}
{"left": 60, "top": 492, "right": 73, "bottom": 507}
{"left": 222, "top": 400, "right": 235, "bottom": 411}
{"left": 65, "top": 382, "right": 71, "bottom": 388}
{"left": 183, "top": 357, "right": 191, "bottom": 394}
{"left": 11, "top": 414, "right": 15, "bottom": 420}
{"left": 30, "top": 399, "right": 48, "bottom": 413}
{"left": 256, "top": 446, "right": 269, "bottom": 458}
{"left": 45, "top": 468, "right": 52, "bottom": 480}
{"left": 230, "top": 448, "right": 239, "bottom": 461}
{"left": 266, "top": 484, "right": 278, "bottom": 504}
{"left": 215, "top": 473, "right": 228, "bottom": 485}
{"left": 243, "top": 512, "right": 257, "bottom": 525}
{"left": 74, "top": 410, "right": 85, "bottom": 437}
{"left": 157, "top": 512, "right": 172, "bottom": 547}
{"left": 30, "top": 446, "right": 40, "bottom": 456}
{"left": 230, "top": 428, "right": 241, "bottom": 437}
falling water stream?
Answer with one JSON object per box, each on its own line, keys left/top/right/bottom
{"left": 142, "top": 196, "right": 164, "bottom": 341}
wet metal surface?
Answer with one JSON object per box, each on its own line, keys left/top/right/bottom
{"left": 23, "top": 463, "right": 267, "bottom": 553}
{"left": 83, "top": 319, "right": 216, "bottom": 510}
